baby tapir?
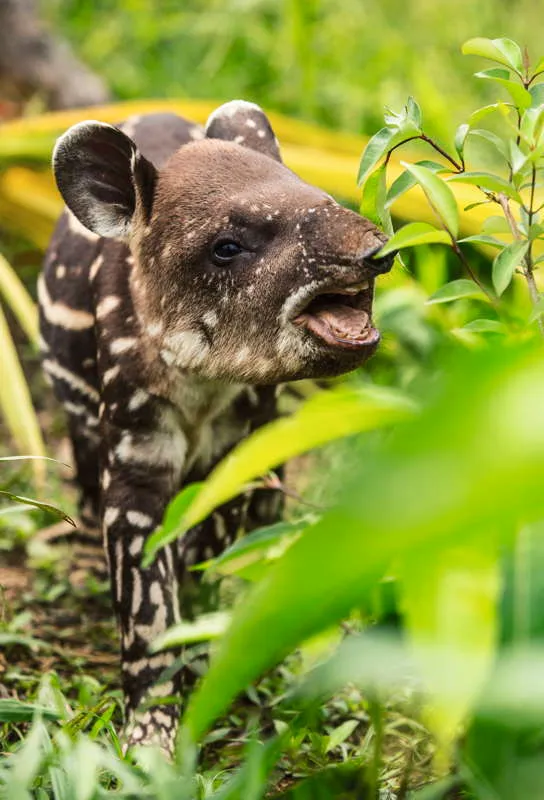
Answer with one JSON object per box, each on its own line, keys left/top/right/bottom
{"left": 39, "top": 100, "right": 393, "bottom": 752}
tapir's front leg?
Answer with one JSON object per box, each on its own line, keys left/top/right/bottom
{"left": 101, "top": 410, "right": 186, "bottom": 753}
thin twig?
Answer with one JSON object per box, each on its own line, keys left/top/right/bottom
{"left": 498, "top": 191, "right": 544, "bottom": 335}
{"left": 383, "top": 134, "right": 463, "bottom": 172}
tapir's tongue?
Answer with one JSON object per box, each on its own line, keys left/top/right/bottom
{"left": 312, "top": 304, "right": 370, "bottom": 340}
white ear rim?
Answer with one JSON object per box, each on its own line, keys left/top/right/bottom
{"left": 205, "top": 100, "right": 264, "bottom": 133}
{"left": 53, "top": 120, "right": 136, "bottom": 240}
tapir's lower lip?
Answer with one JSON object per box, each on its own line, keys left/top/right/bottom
{"left": 292, "top": 279, "right": 378, "bottom": 350}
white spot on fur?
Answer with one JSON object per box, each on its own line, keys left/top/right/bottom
{"left": 102, "top": 469, "right": 111, "bottom": 490}
{"left": 96, "top": 295, "right": 121, "bottom": 320}
{"left": 43, "top": 358, "right": 100, "bottom": 402}
{"left": 126, "top": 510, "right": 153, "bottom": 528}
{"left": 38, "top": 276, "right": 94, "bottom": 330}
{"left": 162, "top": 330, "right": 210, "bottom": 368}
{"left": 131, "top": 569, "right": 142, "bottom": 614}
{"left": 103, "top": 365, "right": 120, "bottom": 385}
{"left": 104, "top": 507, "right": 119, "bottom": 528}
{"left": 110, "top": 337, "right": 137, "bottom": 355}
{"left": 56, "top": 265, "right": 66, "bottom": 278}
{"left": 128, "top": 389, "right": 149, "bottom": 411}
{"left": 203, "top": 310, "right": 218, "bottom": 327}
{"left": 89, "top": 255, "right": 103, "bottom": 281}
{"left": 129, "top": 535, "right": 144, "bottom": 556}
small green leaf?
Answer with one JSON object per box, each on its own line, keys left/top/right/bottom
{"left": 0, "top": 698, "right": 59, "bottom": 722}
{"left": 427, "top": 279, "right": 489, "bottom": 304}
{"left": 533, "top": 56, "right": 544, "bottom": 74}
{"left": 462, "top": 37, "right": 522, "bottom": 72}
{"left": 482, "top": 215, "right": 511, "bottom": 234}
{"left": 377, "top": 222, "right": 451, "bottom": 256}
{"left": 469, "top": 102, "right": 513, "bottom": 126}
{"left": 401, "top": 162, "right": 459, "bottom": 236}
{"left": 492, "top": 240, "right": 529, "bottom": 295}
{"left": 447, "top": 171, "right": 521, "bottom": 202}
{"left": 475, "top": 68, "right": 532, "bottom": 111}
{"left": 360, "top": 162, "right": 390, "bottom": 231}
{"left": 458, "top": 235, "right": 506, "bottom": 249}
{"left": 407, "top": 96, "right": 422, "bottom": 127}
{"left": 325, "top": 719, "right": 359, "bottom": 753}
{"left": 357, "top": 127, "right": 393, "bottom": 185}
{"left": 143, "top": 482, "right": 203, "bottom": 566}
{"left": 467, "top": 128, "right": 510, "bottom": 162}
{"left": 151, "top": 612, "right": 231, "bottom": 650}
{"left": 0, "top": 490, "right": 75, "bottom": 525}
{"left": 454, "top": 123, "right": 469, "bottom": 159}
{"left": 462, "top": 319, "right": 506, "bottom": 333}
{"left": 385, "top": 160, "right": 444, "bottom": 208}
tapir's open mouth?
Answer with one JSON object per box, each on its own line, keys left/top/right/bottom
{"left": 293, "top": 279, "right": 379, "bottom": 350}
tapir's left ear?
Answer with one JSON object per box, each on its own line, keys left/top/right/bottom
{"left": 53, "top": 120, "right": 158, "bottom": 240}
{"left": 205, "top": 100, "right": 282, "bottom": 163}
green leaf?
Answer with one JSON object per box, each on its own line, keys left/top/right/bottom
{"left": 447, "top": 171, "right": 521, "bottom": 201}
{"left": 325, "top": 719, "right": 359, "bottom": 753}
{"left": 0, "top": 490, "right": 75, "bottom": 525}
{"left": 469, "top": 103, "right": 514, "bottom": 126}
{"left": 357, "top": 127, "right": 393, "bottom": 185}
{"left": 492, "top": 240, "right": 529, "bottom": 295}
{"left": 145, "top": 386, "right": 414, "bottom": 564}
{"left": 360, "top": 162, "right": 389, "bottom": 231}
{"left": 407, "top": 96, "right": 422, "bottom": 127}
{"left": 207, "top": 518, "right": 312, "bottom": 577}
{"left": 461, "top": 319, "right": 506, "bottom": 333}
{"left": 482, "top": 215, "right": 512, "bottom": 234}
{"left": 462, "top": 37, "right": 523, "bottom": 72}
{"left": 400, "top": 544, "right": 500, "bottom": 764}
{"left": 457, "top": 235, "right": 506, "bottom": 249}
{"left": 143, "top": 482, "right": 203, "bottom": 566}
{"left": 475, "top": 68, "right": 532, "bottom": 111}
{"left": 426, "top": 279, "right": 489, "bottom": 304}
{"left": 401, "top": 162, "right": 459, "bottom": 236}
{"left": 454, "top": 123, "right": 469, "bottom": 159}
{"left": 467, "top": 128, "right": 510, "bottom": 162}
{"left": 385, "top": 160, "right": 444, "bottom": 209}
{"left": 377, "top": 222, "right": 451, "bottom": 256}
{"left": 151, "top": 612, "right": 231, "bottom": 650}
{"left": 0, "top": 698, "right": 59, "bottom": 722}
{"left": 180, "top": 344, "right": 544, "bottom": 743}
{"left": 357, "top": 125, "right": 421, "bottom": 185}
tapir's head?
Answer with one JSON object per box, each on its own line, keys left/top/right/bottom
{"left": 53, "top": 101, "right": 393, "bottom": 384}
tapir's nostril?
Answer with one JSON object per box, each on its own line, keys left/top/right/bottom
{"left": 362, "top": 243, "right": 396, "bottom": 275}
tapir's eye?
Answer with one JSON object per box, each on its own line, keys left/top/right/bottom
{"left": 212, "top": 239, "right": 244, "bottom": 264}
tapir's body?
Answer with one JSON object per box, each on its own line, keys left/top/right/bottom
{"left": 40, "top": 102, "right": 392, "bottom": 751}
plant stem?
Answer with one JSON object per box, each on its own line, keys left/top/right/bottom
{"left": 450, "top": 240, "right": 497, "bottom": 303}
{"left": 384, "top": 134, "right": 463, "bottom": 172}
{"left": 498, "top": 190, "right": 544, "bottom": 335}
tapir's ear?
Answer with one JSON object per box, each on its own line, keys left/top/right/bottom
{"left": 53, "top": 120, "right": 157, "bottom": 240}
{"left": 205, "top": 100, "right": 282, "bottom": 163}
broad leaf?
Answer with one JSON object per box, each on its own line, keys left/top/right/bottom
{"left": 447, "top": 171, "right": 521, "bottom": 202}
{"left": 492, "top": 240, "right": 529, "bottom": 295}
{"left": 462, "top": 319, "right": 506, "bottom": 333}
{"left": 152, "top": 612, "right": 231, "bottom": 650}
{"left": 360, "top": 162, "right": 390, "bottom": 231}
{"left": 357, "top": 127, "right": 393, "bottom": 185}
{"left": 467, "top": 128, "right": 510, "bottom": 162}
{"left": 454, "top": 123, "right": 469, "bottom": 159}
{"left": 385, "top": 160, "right": 444, "bottom": 209}
{"left": 401, "top": 162, "right": 459, "bottom": 236}
{"left": 144, "top": 385, "right": 415, "bottom": 564}
{"left": 462, "top": 37, "right": 523, "bottom": 73}
{"left": 400, "top": 543, "right": 500, "bottom": 765}
{"left": 426, "top": 279, "right": 489, "bottom": 304}
{"left": 475, "top": 68, "right": 532, "bottom": 111}
{"left": 457, "top": 235, "right": 505, "bottom": 249}
{"left": 378, "top": 222, "right": 451, "bottom": 257}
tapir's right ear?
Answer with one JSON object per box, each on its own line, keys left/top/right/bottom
{"left": 53, "top": 121, "right": 157, "bottom": 240}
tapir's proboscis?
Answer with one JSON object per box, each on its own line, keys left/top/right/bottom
{"left": 39, "top": 101, "right": 394, "bottom": 752}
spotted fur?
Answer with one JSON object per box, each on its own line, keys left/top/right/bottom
{"left": 39, "top": 100, "right": 393, "bottom": 753}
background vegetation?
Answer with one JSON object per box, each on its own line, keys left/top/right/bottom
{"left": 1, "top": 3, "right": 544, "bottom": 799}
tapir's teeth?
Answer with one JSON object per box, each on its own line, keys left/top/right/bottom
{"left": 337, "top": 280, "right": 370, "bottom": 295}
